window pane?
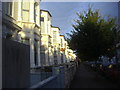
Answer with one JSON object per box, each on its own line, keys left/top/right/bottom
{"left": 41, "top": 52, "right": 46, "bottom": 65}
{"left": 41, "top": 22, "right": 45, "bottom": 33}
{"left": 22, "top": 38, "right": 29, "bottom": 44}
{"left": 9, "top": 2, "right": 12, "bottom": 16}
{"left": 22, "top": 10, "right": 29, "bottom": 21}
{"left": 23, "top": 2, "right": 29, "bottom": 10}
{"left": 41, "top": 17, "right": 44, "bottom": 22}
{"left": 7, "top": 2, "right": 12, "bottom": 16}
{"left": 53, "top": 31, "right": 57, "bottom": 42}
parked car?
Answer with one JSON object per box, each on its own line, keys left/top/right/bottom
{"left": 87, "top": 61, "right": 102, "bottom": 71}
{"left": 106, "top": 63, "right": 120, "bottom": 82}
{"left": 99, "top": 63, "right": 110, "bottom": 77}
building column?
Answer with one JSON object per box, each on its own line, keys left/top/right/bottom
{"left": 49, "top": 47, "right": 53, "bottom": 66}
{"left": 30, "top": 38, "right": 35, "bottom": 68}
{"left": 45, "top": 48, "right": 49, "bottom": 66}
{"left": 48, "top": 47, "right": 50, "bottom": 65}
{"left": 37, "top": 41, "right": 41, "bottom": 66}
{"left": 45, "top": 37, "right": 49, "bottom": 66}
{"left": 48, "top": 47, "right": 51, "bottom": 66}
{"left": 57, "top": 47, "right": 61, "bottom": 64}
{"left": 64, "top": 54, "right": 66, "bottom": 63}
{"left": 50, "top": 47, "right": 54, "bottom": 65}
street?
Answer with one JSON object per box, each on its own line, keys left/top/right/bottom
{"left": 70, "top": 63, "right": 119, "bottom": 88}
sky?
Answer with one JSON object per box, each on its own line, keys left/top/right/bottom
{"left": 40, "top": 2, "right": 119, "bottom": 37}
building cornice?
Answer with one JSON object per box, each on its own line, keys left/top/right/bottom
{"left": 2, "top": 14, "right": 22, "bottom": 31}
{"left": 60, "top": 35, "right": 64, "bottom": 37}
{"left": 51, "top": 26, "right": 60, "bottom": 30}
{"left": 40, "top": 9, "right": 52, "bottom": 17}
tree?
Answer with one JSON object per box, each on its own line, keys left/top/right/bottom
{"left": 67, "top": 6, "right": 120, "bottom": 61}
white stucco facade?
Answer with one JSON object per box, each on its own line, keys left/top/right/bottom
{"left": 40, "top": 10, "right": 54, "bottom": 66}
{"left": 59, "top": 35, "right": 76, "bottom": 63}
{"left": 67, "top": 49, "right": 76, "bottom": 62}
{"left": 59, "top": 35, "right": 66, "bottom": 63}
{"left": 1, "top": 0, "right": 76, "bottom": 69}
{"left": 17, "top": 1, "right": 41, "bottom": 68}
{"left": 52, "top": 26, "right": 61, "bottom": 65}
{"left": 2, "top": 1, "right": 41, "bottom": 68}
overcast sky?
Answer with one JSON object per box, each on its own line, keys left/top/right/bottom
{"left": 40, "top": 2, "right": 118, "bottom": 37}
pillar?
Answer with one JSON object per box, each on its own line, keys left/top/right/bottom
{"left": 30, "top": 38, "right": 35, "bottom": 68}
{"left": 37, "top": 41, "right": 41, "bottom": 66}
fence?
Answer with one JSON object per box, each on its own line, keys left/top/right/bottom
{"left": 30, "top": 61, "right": 77, "bottom": 88}
{"left": 2, "top": 39, "right": 30, "bottom": 88}
{"left": 2, "top": 38, "right": 77, "bottom": 88}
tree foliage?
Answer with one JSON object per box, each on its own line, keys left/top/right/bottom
{"left": 67, "top": 6, "right": 120, "bottom": 61}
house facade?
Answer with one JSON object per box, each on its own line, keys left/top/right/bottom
{"left": 2, "top": 1, "right": 41, "bottom": 68}
{"left": 60, "top": 35, "right": 67, "bottom": 63}
{"left": 1, "top": 1, "right": 76, "bottom": 68}
{"left": 40, "top": 10, "right": 54, "bottom": 66}
{"left": 52, "top": 26, "right": 61, "bottom": 65}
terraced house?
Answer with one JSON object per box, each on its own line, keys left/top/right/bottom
{"left": 60, "top": 35, "right": 76, "bottom": 63}
{"left": 2, "top": 0, "right": 41, "bottom": 68}
{"left": 60, "top": 35, "right": 67, "bottom": 63}
{"left": 40, "top": 10, "right": 54, "bottom": 66}
{"left": 1, "top": 1, "right": 77, "bottom": 88}
{"left": 52, "top": 26, "right": 61, "bottom": 65}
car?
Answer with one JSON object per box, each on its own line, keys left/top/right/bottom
{"left": 97, "top": 62, "right": 111, "bottom": 77}
{"left": 106, "top": 63, "right": 120, "bottom": 82}
{"left": 89, "top": 61, "right": 102, "bottom": 72}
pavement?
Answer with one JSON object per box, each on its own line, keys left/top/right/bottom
{"left": 70, "top": 63, "right": 119, "bottom": 88}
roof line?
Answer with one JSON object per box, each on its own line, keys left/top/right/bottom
{"left": 40, "top": 9, "right": 52, "bottom": 17}
{"left": 51, "top": 26, "right": 60, "bottom": 30}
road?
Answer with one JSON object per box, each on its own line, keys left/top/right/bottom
{"left": 70, "top": 63, "right": 119, "bottom": 88}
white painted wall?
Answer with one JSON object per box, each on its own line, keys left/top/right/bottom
{"left": 40, "top": 10, "right": 53, "bottom": 66}
{"left": 16, "top": 1, "right": 41, "bottom": 67}
{"left": 52, "top": 27, "right": 61, "bottom": 64}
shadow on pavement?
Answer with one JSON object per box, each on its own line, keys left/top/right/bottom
{"left": 70, "top": 63, "right": 119, "bottom": 88}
